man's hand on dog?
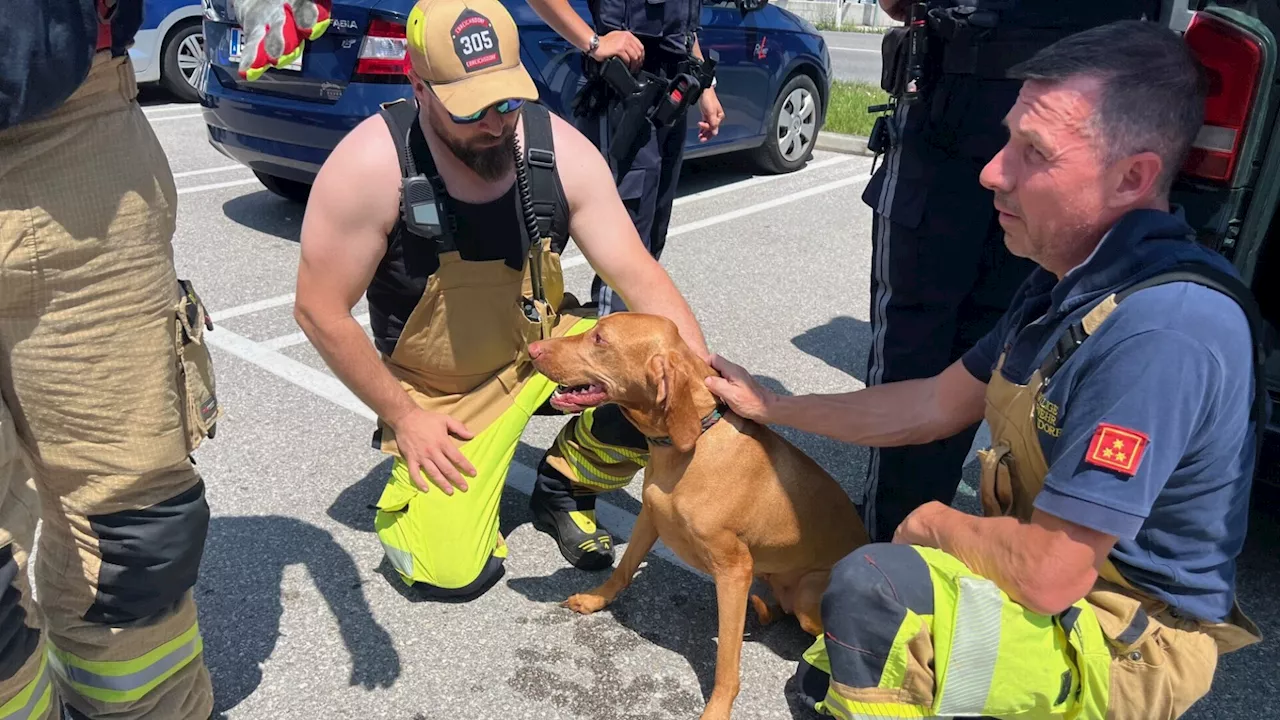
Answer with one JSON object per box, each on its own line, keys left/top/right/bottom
{"left": 390, "top": 407, "right": 477, "bottom": 495}
{"left": 705, "top": 354, "right": 776, "bottom": 422}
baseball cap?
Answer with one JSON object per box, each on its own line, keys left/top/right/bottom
{"left": 406, "top": 0, "right": 540, "bottom": 118}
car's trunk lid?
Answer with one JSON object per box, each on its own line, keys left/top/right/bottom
{"left": 203, "top": 0, "right": 410, "bottom": 104}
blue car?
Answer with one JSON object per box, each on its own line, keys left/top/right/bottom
{"left": 197, "top": 0, "right": 833, "bottom": 203}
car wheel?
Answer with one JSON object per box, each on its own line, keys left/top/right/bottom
{"left": 161, "top": 22, "right": 206, "bottom": 103}
{"left": 753, "top": 73, "right": 822, "bottom": 174}
{"left": 255, "top": 172, "right": 312, "bottom": 204}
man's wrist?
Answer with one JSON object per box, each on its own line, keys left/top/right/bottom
{"left": 582, "top": 31, "right": 599, "bottom": 56}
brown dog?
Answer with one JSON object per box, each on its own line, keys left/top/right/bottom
{"left": 528, "top": 313, "right": 869, "bottom": 720}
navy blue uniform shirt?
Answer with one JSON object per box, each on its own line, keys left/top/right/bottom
{"left": 962, "top": 208, "right": 1257, "bottom": 623}
{"left": 1, "top": 1, "right": 143, "bottom": 130}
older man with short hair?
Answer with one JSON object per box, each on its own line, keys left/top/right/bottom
{"left": 707, "top": 20, "right": 1264, "bottom": 719}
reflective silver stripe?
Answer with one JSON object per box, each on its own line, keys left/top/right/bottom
{"left": 936, "top": 576, "right": 1003, "bottom": 716}
{"left": 863, "top": 102, "right": 912, "bottom": 538}
{"left": 48, "top": 635, "right": 200, "bottom": 696}
{"left": 849, "top": 715, "right": 953, "bottom": 720}
{"left": 383, "top": 544, "right": 414, "bottom": 579}
{"left": 1, "top": 659, "right": 52, "bottom": 720}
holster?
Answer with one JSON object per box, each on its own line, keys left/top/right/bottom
{"left": 880, "top": 27, "right": 911, "bottom": 96}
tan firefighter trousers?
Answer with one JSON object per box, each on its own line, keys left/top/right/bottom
{"left": 0, "top": 51, "right": 218, "bottom": 720}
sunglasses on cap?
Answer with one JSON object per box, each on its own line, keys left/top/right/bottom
{"left": 449, "top": 98, "right": 526, "bottom": 124}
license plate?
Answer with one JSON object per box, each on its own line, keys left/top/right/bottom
{"left": 228, "top": 28, "right": 303, "bottom": 72}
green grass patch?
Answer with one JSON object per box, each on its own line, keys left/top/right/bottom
{"left": 824, "top": 80, "right": 889, "bottom": 138}
{"left": 813, "top": 21, "right": 893, "bottom": 34}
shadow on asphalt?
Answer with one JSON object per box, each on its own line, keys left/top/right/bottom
{"left": 221, "top": 191, "right": 306, "bottom": 244}
{"left": 790, "top": 315, "right": 872, "bottom": 385}
{"left": 196, "top": 515, "right": 401, "bottom": 717}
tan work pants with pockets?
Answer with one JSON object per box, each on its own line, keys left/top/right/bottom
{"left": 0, "top": 52, "right": 216, "bottom": 720}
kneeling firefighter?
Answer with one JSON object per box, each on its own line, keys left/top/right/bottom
{"left": 524, "top": 0, "right": 763, "bottom": 570}
{"left": 295, "top": 0, "right": 711, "bottom": 596}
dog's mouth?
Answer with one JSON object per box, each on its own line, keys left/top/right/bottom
{"left": 550, "top": 383, "right": 608, "bottom": 411}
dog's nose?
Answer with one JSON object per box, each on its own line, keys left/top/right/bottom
{"left": 528, "top": 341, "right": 544, "bottom": 360}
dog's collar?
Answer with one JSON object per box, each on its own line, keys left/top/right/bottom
{"left": 647, "top": 402, "right": 729, "bottom": 447}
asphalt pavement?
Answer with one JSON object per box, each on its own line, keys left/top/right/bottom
{"left": 133, "top": 91, "right": 1278, "bottom": 720}
{"left": 822, "top": 30, "right": 883, "bottom": 85}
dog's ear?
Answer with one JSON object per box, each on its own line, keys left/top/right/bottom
{"left": 647, "top": 351, "right": 703, "bottom": 453}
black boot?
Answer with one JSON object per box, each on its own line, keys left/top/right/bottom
{"left": 531, "top": 459, "right": 614, "bottom": 571}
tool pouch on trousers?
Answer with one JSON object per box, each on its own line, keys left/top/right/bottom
{"left": 174, "top": 279, "right": 223, "bottom": 452}
{"left": 880, "top": 26, "right": 911, "bottom": 96}
{"left": 1085, "top": 587, "right": 1220, "bottom": 720}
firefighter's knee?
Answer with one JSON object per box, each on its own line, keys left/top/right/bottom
{"left": 82, "top": 480, "right": 210, "bottom": 626}
{"left": 413, "top": 554, "right": 506, "bottom": 603}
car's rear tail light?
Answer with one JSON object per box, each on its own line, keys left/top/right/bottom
{"left": 1182, "top": 12, "right": 1264, "bottom": 183}
{"left": 355, "top": 18, "right": 410, "bottom": 82}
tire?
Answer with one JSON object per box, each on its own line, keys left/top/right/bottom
{"left": 160, "top": 22, "right": 206, "bottom": 103}
{"left": 753, "top": 73, "right": 822, "bottom": 174}
{"left": 255, "top": 171, "right": 313, "bottom": 204}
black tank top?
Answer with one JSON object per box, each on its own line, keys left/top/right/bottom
{"left": 368, "top": 99, "right": 569, "bottom": 357}
{"left": 367, "top": 182, "right": 530, "bottom": 357}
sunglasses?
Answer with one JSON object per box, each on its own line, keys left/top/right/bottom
{"left": 449, "top": 98, "right": 525, "bottom": 124}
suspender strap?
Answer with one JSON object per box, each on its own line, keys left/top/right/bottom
{"left": 378, "top": 99, "right": 456, "bottom": 253}
{"left": 379, "top": 100, "right": 419, "bottom": 178}
{"left": 520, "top": 103, "right": 570, "bottom": 252}
{"left": 1039, "top": 262, "right": 1272, "bottom": 451}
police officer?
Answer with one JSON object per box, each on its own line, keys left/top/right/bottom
{"left": 523, "top": 0, "right": 726, "bottom": 568}
{"left": 1, "top": 1, "right": 221, "bottom": 718}
{"left": 708, "top": 21, "right": 1263, "bottom": 717}
{"left": 858, "top": 0, "right": 1164, "bottom": 543}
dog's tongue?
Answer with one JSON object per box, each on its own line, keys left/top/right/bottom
{"left": 550, "top": 383, "right": 607, "bottom": 410}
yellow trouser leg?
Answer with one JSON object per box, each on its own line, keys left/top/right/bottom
{"left": 797, "top": 543, "right": 1113, "bottom": 720}
{"left": 543, "top": 406, "right": 648, "bottom": 496}
{"left": 374, "top": 319, "right": 599, "bottom": 594}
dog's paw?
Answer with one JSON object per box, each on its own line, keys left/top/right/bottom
{"left": 562, "top": 592, "right": 609, "bottom": 614}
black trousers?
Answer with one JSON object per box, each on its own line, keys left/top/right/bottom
{"left": 860, "top": 75, "right": 1037, "bottom": 542}
{"left": 571, "top": 71, "right": 689, "bottom": 315}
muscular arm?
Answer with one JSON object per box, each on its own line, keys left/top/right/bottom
{"left": 551, "top": 114, "right": 710, "bottom": 360}
{"left": 765, "top": 359, "right": 987, "bottom": 447}
{"left": 294, "top": 117, "right": 419, "bottom": 427}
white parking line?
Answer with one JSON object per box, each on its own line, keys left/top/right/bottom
{"left": 263, "top": 313, "right": 370, "bottom": 351}
{"left": 671, "top": 154, "right": 855, "bottom": 208}
{"left": 143, "top": 104, "right": 199, "bottom": 116}
{"left": 828, "top": 47, "right": 878, "bottom": 54}
{"left": 210, "top": 293, "right": 296, "bottom": 321}
{"left": 148, "top": 112, "right": 205, "bottom": 123}
{"left": 202, "top": 321, "right": 701, "bottom": 575}
{"left": 177, "top": 178, "right": 262, "bottom": 195}
{"left": 558, "top": 173, "right": 868, "bottom": 269}
{"left": 173, "top": 165, "right": 248, "bottom": 179}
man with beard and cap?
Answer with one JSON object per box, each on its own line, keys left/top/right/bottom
{"left": 295, "top": 0, "right": 710, "bottom": 599}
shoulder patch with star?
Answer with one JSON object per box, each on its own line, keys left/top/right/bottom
{"left": 1085, "top": 423, "right": 1149, "bottom": 477}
